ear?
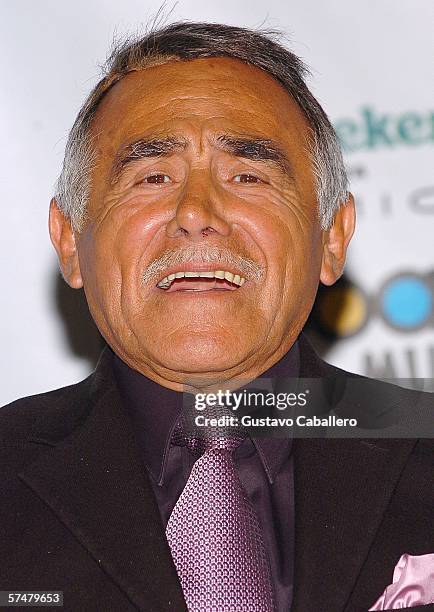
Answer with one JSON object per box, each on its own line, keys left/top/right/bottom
{"left": 49, "top": 198, "right": 83, "bottom": 289}
{"left": 320, "top": 193, "right": 356, "bottom": 286}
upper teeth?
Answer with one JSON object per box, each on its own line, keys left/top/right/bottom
{"left": 157, "top": 270, "right": 246, "bottom": 289}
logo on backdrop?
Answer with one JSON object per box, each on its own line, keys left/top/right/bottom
{"left": 334, "top": 106, "right": 434, "bottom": 153}
{"left": 325, "top": 108, "right": 433, "bottom": 384}
{"left": 346, "top": 180, "right": 434, "bottom": 219}
{"left": 309, "top": 271, "right": 434, "bottom": 339}
{"left": 307, "top": 272, "right": 434, "bottom": 384}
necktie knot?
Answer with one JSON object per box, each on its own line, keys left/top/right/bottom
{"left": 171, "top": 403, "right": 245, "bottom": 458}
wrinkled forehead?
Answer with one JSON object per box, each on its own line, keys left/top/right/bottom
{"left": 90, "top": 57, "right": 312, "bottom": 157}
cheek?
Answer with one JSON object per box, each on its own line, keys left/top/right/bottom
{"left": 77, "top": 205, "right": 157, "bottom": 314}
{"left": 250, "top": 188, "right": 321, "bottom": 297}
{"left": 93, "top": 197, "right": 165, "bottom": 277}
{"left": 108, "top": 203, "right": 173, "bottom": 318}
{"left": 77, "top": 228, "right": 122, "bottom": 327}
{"left": 258, "top": 188, "right": 314, "bottom": 255}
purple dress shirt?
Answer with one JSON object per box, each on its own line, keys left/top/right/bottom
{"left": 111, "top": 341, "right": 300, "bottom": 612}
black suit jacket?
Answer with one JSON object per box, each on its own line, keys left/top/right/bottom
{"left": 1, "top": 336, "right": 433, "bottom": 612}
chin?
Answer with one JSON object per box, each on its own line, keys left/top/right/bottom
{"left": 151, "top": 333, "right": 247, "bottom": 376}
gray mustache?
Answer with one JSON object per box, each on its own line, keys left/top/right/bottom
{"left": 141, "top": 245, "right": 265, "bottom": 285}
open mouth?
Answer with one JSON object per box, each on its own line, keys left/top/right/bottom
{"left": 156, "top": 270, "right": 246, "bottom": 293}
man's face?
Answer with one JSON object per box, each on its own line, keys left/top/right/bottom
{"left": 53, "top": 57, "right": 351, "bottom": 389}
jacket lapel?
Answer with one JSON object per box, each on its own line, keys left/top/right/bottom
{"left": 19, "top": 350, "right": 187, "bottom": 612}
{"left": 291, "top": 436, "right": 416, "bottom": 611}
{"left": 291, "top": 335, "right": 416, "bottom": 611}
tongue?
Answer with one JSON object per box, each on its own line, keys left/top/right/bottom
{"left": 165, "top": 277, "right": 238, "bottom": 293}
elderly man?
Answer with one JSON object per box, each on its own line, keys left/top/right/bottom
{"left": 1, "top": 22, "right": 433, "bottom": 612}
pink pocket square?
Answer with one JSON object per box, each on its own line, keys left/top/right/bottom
{"left": 369, "top": 553, "right": 434, "bottom": 610}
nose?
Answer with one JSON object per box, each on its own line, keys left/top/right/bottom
{"left": 166, "top": 170, "right": 231, "bottom": 241}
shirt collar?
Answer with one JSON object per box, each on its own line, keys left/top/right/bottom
{"left": 111, "top": 339, "right": 300, "bottom": 485}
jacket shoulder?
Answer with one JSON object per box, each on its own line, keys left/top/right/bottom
{"left": 0, "top": 347, "right": 115, "bottom": 446}
{"left": 328, "top": 360, "right": 432, "bottom": 404}
{"left": 0, "top": 374, "right": 95, "bottom": 446}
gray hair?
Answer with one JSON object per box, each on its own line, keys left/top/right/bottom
{"left": 55, "top": 21, "right": 349, "bottom": 232}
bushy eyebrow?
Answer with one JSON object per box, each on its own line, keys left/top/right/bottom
{"left": 110, "top": 132, "right": 293, "bottom": 183}
{"left": 111, "top": 136, "right": 188, "bottom": 182}
{"left": 214, "top": 134, "right": 293, "bottom": 176}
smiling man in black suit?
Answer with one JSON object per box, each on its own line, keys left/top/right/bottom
{"left": 1, "top": 22, "right": 433, "bottom": 612}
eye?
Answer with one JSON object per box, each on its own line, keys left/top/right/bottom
{"left": 233, "top": 173, "right": 263, "bottom": 184}
{"left": 142, "top": 174, "right": 171, "bottom": 184}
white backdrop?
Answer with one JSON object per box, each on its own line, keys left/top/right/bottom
{"left": 1, "top": 0, "right": 433, "bottom": 406}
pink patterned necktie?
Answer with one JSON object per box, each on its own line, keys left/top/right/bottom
{"left": 166, "top": 419, "right": 275, "bottom": 612}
